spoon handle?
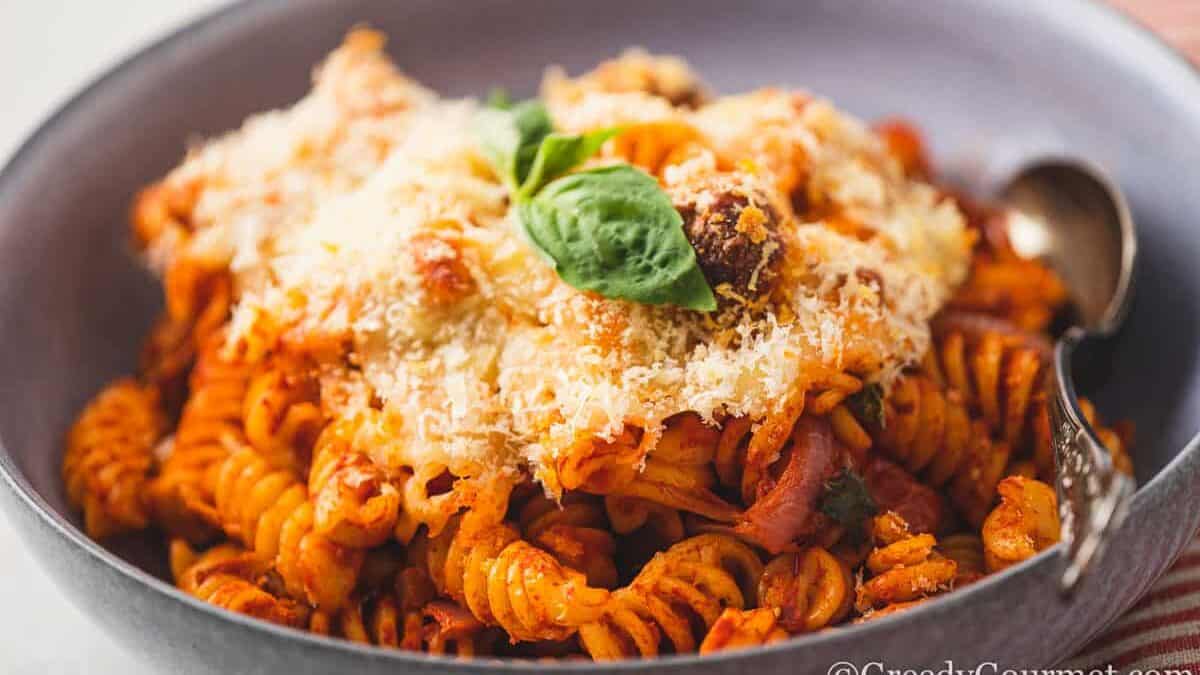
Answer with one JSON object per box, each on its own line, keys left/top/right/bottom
{"left": 1051, "top": 327, "right": 1136, "bottom": 592}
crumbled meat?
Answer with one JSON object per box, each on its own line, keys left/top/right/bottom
{"left": 673, "top": 176, "right": 785, "bottom": 305}
{"left": 863, "top": 458, "right": 949, "bottom": 534}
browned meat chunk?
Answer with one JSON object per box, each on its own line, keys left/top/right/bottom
{"left": 673, "top": 176, "right": 785, "bottom": 304}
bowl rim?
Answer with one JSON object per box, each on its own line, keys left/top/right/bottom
{"left": 2, "top": 0, "right": 1199, "bottom": 669}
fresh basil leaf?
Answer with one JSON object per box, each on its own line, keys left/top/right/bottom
{"left": 518, "top": 128, "right": 621, "bottom": 199}
{"left": 472, "top": 99, "right": 553, "bottom": 191}
{"left": 517, "top": 164, "right": 717, "bottom": 311}
{"left": 847, "top": 383, "right": 886, "bottom": 429}
{"left": 485, "top": 87, "right": 513, "bottom": 110}
{"left": 819, "top": 468, "right": 878, "bottom": 543}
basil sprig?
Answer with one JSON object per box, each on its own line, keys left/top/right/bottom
{"left": 518, "top": 130, "right": 619, "bottom": 198}
{"left": 473, "top": 98, "right": 716, "bottom": 312}
{"left": 472, "top": 99, "right": 554, "bottom": 193}
{"left": 485, "top": 87, "right": 514, "bottom": 110}
{"left": 819, "top": 468, "right": 878, "bottom": 543}
{"left": 519, "top": 165, "right": 716, "bottom": 309}
{"left": 847, "top": 383, "right": 887, "bottom": 430}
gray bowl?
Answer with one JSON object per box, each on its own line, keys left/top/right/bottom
{"left": 2, "top": 0, "right": 1199, "bottom": 672}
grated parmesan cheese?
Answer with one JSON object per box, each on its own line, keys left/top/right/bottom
{"left": 144, "top": 34, "right": 973, "bottom": 490}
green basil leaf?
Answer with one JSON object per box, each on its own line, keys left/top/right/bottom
{"left": 517, "top": 128, "right": 622, "bottom": 199}
{"left": 819, "top": 468, "right": 878, "bottom": 544}
{"left": 847, "top": 383, "right": 886, "bottom": 430}
{"left": 472, "top": 99, "right": 553, "bottom": 191}
{"left": 485, "top": 87, "right": 513, "bottom": 110}
{"left": 517, "top": 164, "right": 717, "bottom": 311}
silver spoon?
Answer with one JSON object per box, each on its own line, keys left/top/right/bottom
{"left": 999, "top": 159, "right": 1138, "bottom": 593}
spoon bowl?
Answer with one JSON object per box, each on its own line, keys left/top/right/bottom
{"left": 1001, "top": 159, "right": 1137, "bottom": 333}
{"left": 999, "top": 159, "right": 1139, "bottom": 592}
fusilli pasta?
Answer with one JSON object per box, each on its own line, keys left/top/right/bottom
{"left": 213, "top": 447, "right": 363, "bottom": 610}
{"left": 856, "top": 513, "right": 957, "bottom": 616}
{"left": 63, "top": 379, "right": 165, "bottom": 539}
{"left": 981, "top": 476, "right": 1061, "bottom": 573}
{"left": 146, "top": 332, "right": 252, "bottom": 543}
{"left": 60, "top": 37, "right": 1134, "bottom": 661}
{"left": 170, "top": 539, "right": 309, "bottom": 628}
{"left": 419, "top": 492, "right": 610, "bottom": 643}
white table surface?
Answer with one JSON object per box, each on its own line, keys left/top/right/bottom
{"left": 0, "top": 3, "right": 227, "bottom": 672}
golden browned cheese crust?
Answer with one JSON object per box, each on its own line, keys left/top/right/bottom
{"left": 59, "top": 30, "right": 1133, "bottom": 661}
{"left": 131, "top": 33, "right": 974, "bottom": 512}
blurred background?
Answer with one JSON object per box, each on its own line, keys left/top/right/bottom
{"left": 0, "top": 1, "right": 1196, "bottom": 672}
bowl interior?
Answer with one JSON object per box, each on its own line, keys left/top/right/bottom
{"left": 1, "top": 0, "right": 1199, "bottom": 636}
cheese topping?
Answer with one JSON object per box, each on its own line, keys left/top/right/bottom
{"left": 147, "top": 32, "right": 972, "bottom": 489}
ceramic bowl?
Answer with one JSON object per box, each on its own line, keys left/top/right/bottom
{"left": 2, "top": 1, "right": 1199, "bottom": 672}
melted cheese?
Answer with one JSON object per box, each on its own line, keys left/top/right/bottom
{"left": 147, "top": 33, "right": 972, "bottom": 488}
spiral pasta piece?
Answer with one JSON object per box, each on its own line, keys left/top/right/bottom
{"left": 518, "top": 492, "right": 618, "bottom": 588}
{"left": 311, "top": 592, "right": 408, "bottom": 647}
{"left": 938, "top": 533, "right": 987, "bottom": 586}
{"left": 620, "top": 413, "right": 739, "bottom": 522}
{"left": 169, "top": 538, "right": 240, "bottom": 582}
{"left": 162, "top": 258, "right": 232, "bottom": 332}
{"left": 393, "top": 463, "right": 474, "bottom": 543}
{"left": 829, "top": 403, "right": 873, "bottom": 455}
{"left": 607, "top": 121, "right": 708, "bottom": 178}
{"left": 137, "top": 251, "right": 230, "bottom": 409}
{"left": 421, "top": 601, "right": 501, "bottom": 656}
{"left": 981, "top": 476, "right": 1060, "bottom": 573}
{"left": 138, "top": 314, "right": 196, "bottom": 414}
{"left": 63, "top": 378, "right": 165, "bottom": 539}
{"left": 213, "top": 446, "right": 363, "bottom": 609}
{"left": 422, "top": 508, "right": 610, "bottom": 643}
{"left": 308, "top": 561, "right": 418, "bottom": 647}
{"left": 170, "top": 539, "right": 309, "bottom": 628}
{"left": 560, "top": 413, "right": 739, "bottom": 523}
{"left": 929, "top": 326, "right": 1049, "bottom": 451}
{"left": 147, "top": 333, "right": 253, "bottom": 543}
{"left": 871, "top": 372, "right": 1010, "bottom": 526}
{"left": 757, "top": 547, "right": 853, "bottom": 633}
{"left": 947, "top": 256, "right": 1069, "bottom": 333}
{"left": 243, "top": 359, "right": 324, "bottom": 473}
{"left": 945, "top": 192, "right": 1071, "bottom": 334}
{"left": 604, "top": 496, "right": 684, "bottom": 546}
{"left": 131, "top": 179, "right": 197, "bottom": 252}
{"left": 153, "top": 258, "right": 235, "bottom": 409}
{"left": 930, "top": 319, "right": 1133, "bottom": 480}
{"left": 579, "top": 534, "right": 762, "bottom": 659}
{"left": 698, "top": 608, "right": 788, "bottom": 655}
{"left": 308, "top": 416, "right": 400, "bottom": 549}
{"left": 855, "top": 512, "right": 956, "bottom": 614}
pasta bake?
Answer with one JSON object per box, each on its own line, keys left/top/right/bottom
{"left": 61, "top": 30, "right": 1134, "bottom": 659}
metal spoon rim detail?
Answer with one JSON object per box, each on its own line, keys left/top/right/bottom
{"left": 999, "top": 157, "right": 1138, "bottom": 594}
{"left": 1002, "top": 155, "right": 1138, "bottom": 334}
